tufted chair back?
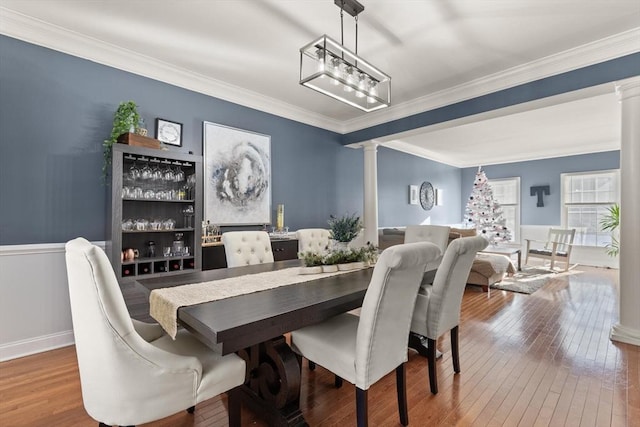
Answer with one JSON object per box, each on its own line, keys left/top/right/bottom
{"left": 222, "top": 231, "right": 275, "bottom": 267}
{"left": 404, "top": 225, "right": 451, "bottom": 272}
{"left": 296, "top": 228, "right": 331, "bottom": 255}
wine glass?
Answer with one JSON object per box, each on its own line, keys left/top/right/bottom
{"left": 182, "top": 205, "right": 194, "bottom": 228}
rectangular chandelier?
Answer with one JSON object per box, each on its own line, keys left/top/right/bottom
{"left": 299, "top": 0, "right": 391, "bottom": 112}
{"left": 300, "top": 35, "right": 391, "bottom": 112}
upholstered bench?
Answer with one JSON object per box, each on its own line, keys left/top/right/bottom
{"left": 467, "top": 253, "right": 516, "bottom": 292}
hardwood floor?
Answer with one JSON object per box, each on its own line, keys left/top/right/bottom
{"left": 1, "top": 266, "right": 638, "bottom": 426}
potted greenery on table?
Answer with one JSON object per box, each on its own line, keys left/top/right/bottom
{"left": 328, "top": 213, "right": 363, "bottom": 249}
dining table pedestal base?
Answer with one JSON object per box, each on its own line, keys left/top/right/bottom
{"left": 238, "top": 336, "right": 308, "bottom": 426}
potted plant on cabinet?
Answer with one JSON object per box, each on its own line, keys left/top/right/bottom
{"left": 103, "top": 101, "right": 141, "bottom": 179}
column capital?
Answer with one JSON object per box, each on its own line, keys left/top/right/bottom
{"left": 616, "top": 76, "right": 640, "bottom": 101}
{"left": 361, "top": 140, "right": 379, "bottom": 152}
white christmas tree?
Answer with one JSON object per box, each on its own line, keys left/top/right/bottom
{"left": 464, "top": 167, "right": 512, "bottom": 245}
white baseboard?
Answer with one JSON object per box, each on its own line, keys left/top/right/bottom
{"left": 0, "top": 330, "right": 74, "bottom": 362}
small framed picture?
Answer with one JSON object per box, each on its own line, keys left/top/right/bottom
{"left": 155, "top": 118, "right": 183, "bottom": 146}
{"left": 409, "top": 185, "right": 419, "bottom": 205}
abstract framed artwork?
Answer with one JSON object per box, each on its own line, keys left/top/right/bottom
{"left": 203, "top": 121, "right": 271, "bottom": 225}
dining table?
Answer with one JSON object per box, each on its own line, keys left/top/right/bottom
{"left": 135, "top": 259, "right": 374, "bottom": 427}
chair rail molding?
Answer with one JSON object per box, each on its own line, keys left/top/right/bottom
{"left": 0, "top": 241, "right": 104, "bottom": 361}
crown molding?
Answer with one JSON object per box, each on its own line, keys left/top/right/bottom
{"left": 1, "top": 7, "right": 637, "bottom": 135}
{"left": 339, "top": 27, "right": 640, "bottom": 134}
{"left": 0, "top": 7, "right": 345, "bottom": 133}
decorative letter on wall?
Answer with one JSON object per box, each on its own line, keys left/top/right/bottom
{"left": 530, "top": 185, "right": 550, "bottom": 207}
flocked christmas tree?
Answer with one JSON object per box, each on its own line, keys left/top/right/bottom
{"left": 464, "top": 167, "right": 512, "bottom": 245}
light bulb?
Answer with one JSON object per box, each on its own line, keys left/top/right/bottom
{"left": 343, "top": 66, "right": 355, "bottom": 92}
{"left": 315, "top": 48, "right": 325, "bottom": 76}
{"left": 330, "top": 58, "right": 342, "bottom": 85}
{"left": 367, "top": 80, "right": 378, "bottom": 103}
{"left": 355, "top": 73, "right": 367, "bottom": 98}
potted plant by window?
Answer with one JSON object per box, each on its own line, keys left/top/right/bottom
{"left": 600, "top": 203, "right": 619, "bottom": 257}
{"left": 103, "top": 101, "right": 141, "bottom": 179}
{"left": 328, "top": 213, "right": 363, "bottom": 250}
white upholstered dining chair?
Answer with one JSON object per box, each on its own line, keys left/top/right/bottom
{"left": 296, "top": 228, "right": 330, "bottom": 255}
{"left": 65, "top": 238, "right": 246, "bottom": 427}
{"left": 404, "top": 224, "right": 451, "bottom": 274}
{"left": 222, "top": 230, "right": 274, "bottom": 267}
{"left": 291, "top": 242, "right": 442, "bottom": 427}
{"left": 409, "top": 235, "right": 489, "bottom": 394}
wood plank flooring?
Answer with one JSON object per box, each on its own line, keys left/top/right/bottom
{"left": 1, "top": 266, "right": 638, "bottom": 426}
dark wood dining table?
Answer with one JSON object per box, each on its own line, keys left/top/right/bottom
{"left": 135, "top": 259, "right": 374, "bottom": 426}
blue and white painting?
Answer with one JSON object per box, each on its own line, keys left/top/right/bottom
{"left": 203, "top": 122, "right": 271, "bottom": 225}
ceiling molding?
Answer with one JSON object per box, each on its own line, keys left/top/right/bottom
{"left": 380, "top": 138, "right": 620, "bottom": 169}
{"left": 0, "top": 7, "right": 345, "bottom": 133}
{"left": 1, "top": 7, "right": 638, "bottom": 135}
{"left": 338, "top": 28, "right": 640, "bottom": 134}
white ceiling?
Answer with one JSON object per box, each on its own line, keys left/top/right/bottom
{"left": 1, "top": 1, "right": 638, "bottom": 166}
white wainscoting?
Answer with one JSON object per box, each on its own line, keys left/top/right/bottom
{"left": 519, "top": 225, "right": 618, "bottom": 269}
{"left": 0, "top": 241, "right": 105, "bottom": 361}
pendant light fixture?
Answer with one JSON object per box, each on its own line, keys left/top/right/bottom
{"left": 299, "top": 0, "right": 391, "bottom": 112}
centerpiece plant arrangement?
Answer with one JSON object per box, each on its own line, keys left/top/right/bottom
{"left": 299, "top": 213, "right": 378, "bottom": 274}
{"left": 299, "top": 243, "right": 379, "bottom": 274}
{"left": 328, "top": 213, "right": 363, "bottom": 248}
{"left": 103, "top": 100, "right": 141, "bottom": 180}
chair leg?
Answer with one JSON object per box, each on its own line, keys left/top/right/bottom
{"left": 396, "top": 363, "right": 409, "bottom": 426}
{"left": 308, "top": 360, "right": 316, "bottom": 371}
{"left": 356, "top": 387, "right": 368, "bottom": 427}
{"left": 228, "top": 386, "right": 242, "bottom": 427}
{"left": 427, "top": 337, "right": 438, "bottom": 394}
{"left": 335, "top": 374, "right": 343, "bottom": 388}
{"left": 451, "top": 326, "right": 460, "bottom": 373}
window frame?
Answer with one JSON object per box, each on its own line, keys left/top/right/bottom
{"left": 561, "top": 169, "right": 620, "bottom": 247}
{"left": 488, "top": 176, "right": 521, "bottom": 243}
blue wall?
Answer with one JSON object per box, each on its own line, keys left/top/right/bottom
{"left": 461, "top": 151, "right": 620, "bottom": 225}
{"left": 377, "top": 148, "right": 461, "bottom": 226}
{"left": 335, "top": 147, "right": 463, "bottom": 228}
{"left": 0, "top": 35, "right": 349, "bottom": 244}
{"left": 0, "top": 34, "right": 630, "bottom": 245}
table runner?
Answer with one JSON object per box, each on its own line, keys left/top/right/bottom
{"left": 150, "top": 266, "right": 366, "bottom": 338}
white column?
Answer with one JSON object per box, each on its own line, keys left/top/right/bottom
{"left": 610, "top": 76, "right": 640, "bottom": 346}
{"left": 362, "top": 141, "right": 379, "bottom": 247}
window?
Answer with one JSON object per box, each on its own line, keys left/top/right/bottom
{"left": 561, "top": 170, "right": 619, "bottom": 247}
{"left": 488, "top": 177, "right": 520, "bottom": 242}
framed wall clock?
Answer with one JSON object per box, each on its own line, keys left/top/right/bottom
{"left": 419, "top": 181, "right": 435, "bottom": 211}
{"left": 155, "top": 118, "right": 183, "bottom": 146}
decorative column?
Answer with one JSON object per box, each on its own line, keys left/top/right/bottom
{"left": 362, "top": 141, "right": 379, "bottom": 247}
{"left": 610, "top": 76, "right": 640, "bottom": 346}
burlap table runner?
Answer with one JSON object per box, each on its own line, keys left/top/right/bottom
{"left": 150, "top": 266, "right": 366, "bottom": 338}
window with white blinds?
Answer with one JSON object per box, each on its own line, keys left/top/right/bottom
{"left": 561, "top": 170, "right": 619, "bottom": 247}
{"left": 488, "top": 177, "right": 520, "bottom": 242}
